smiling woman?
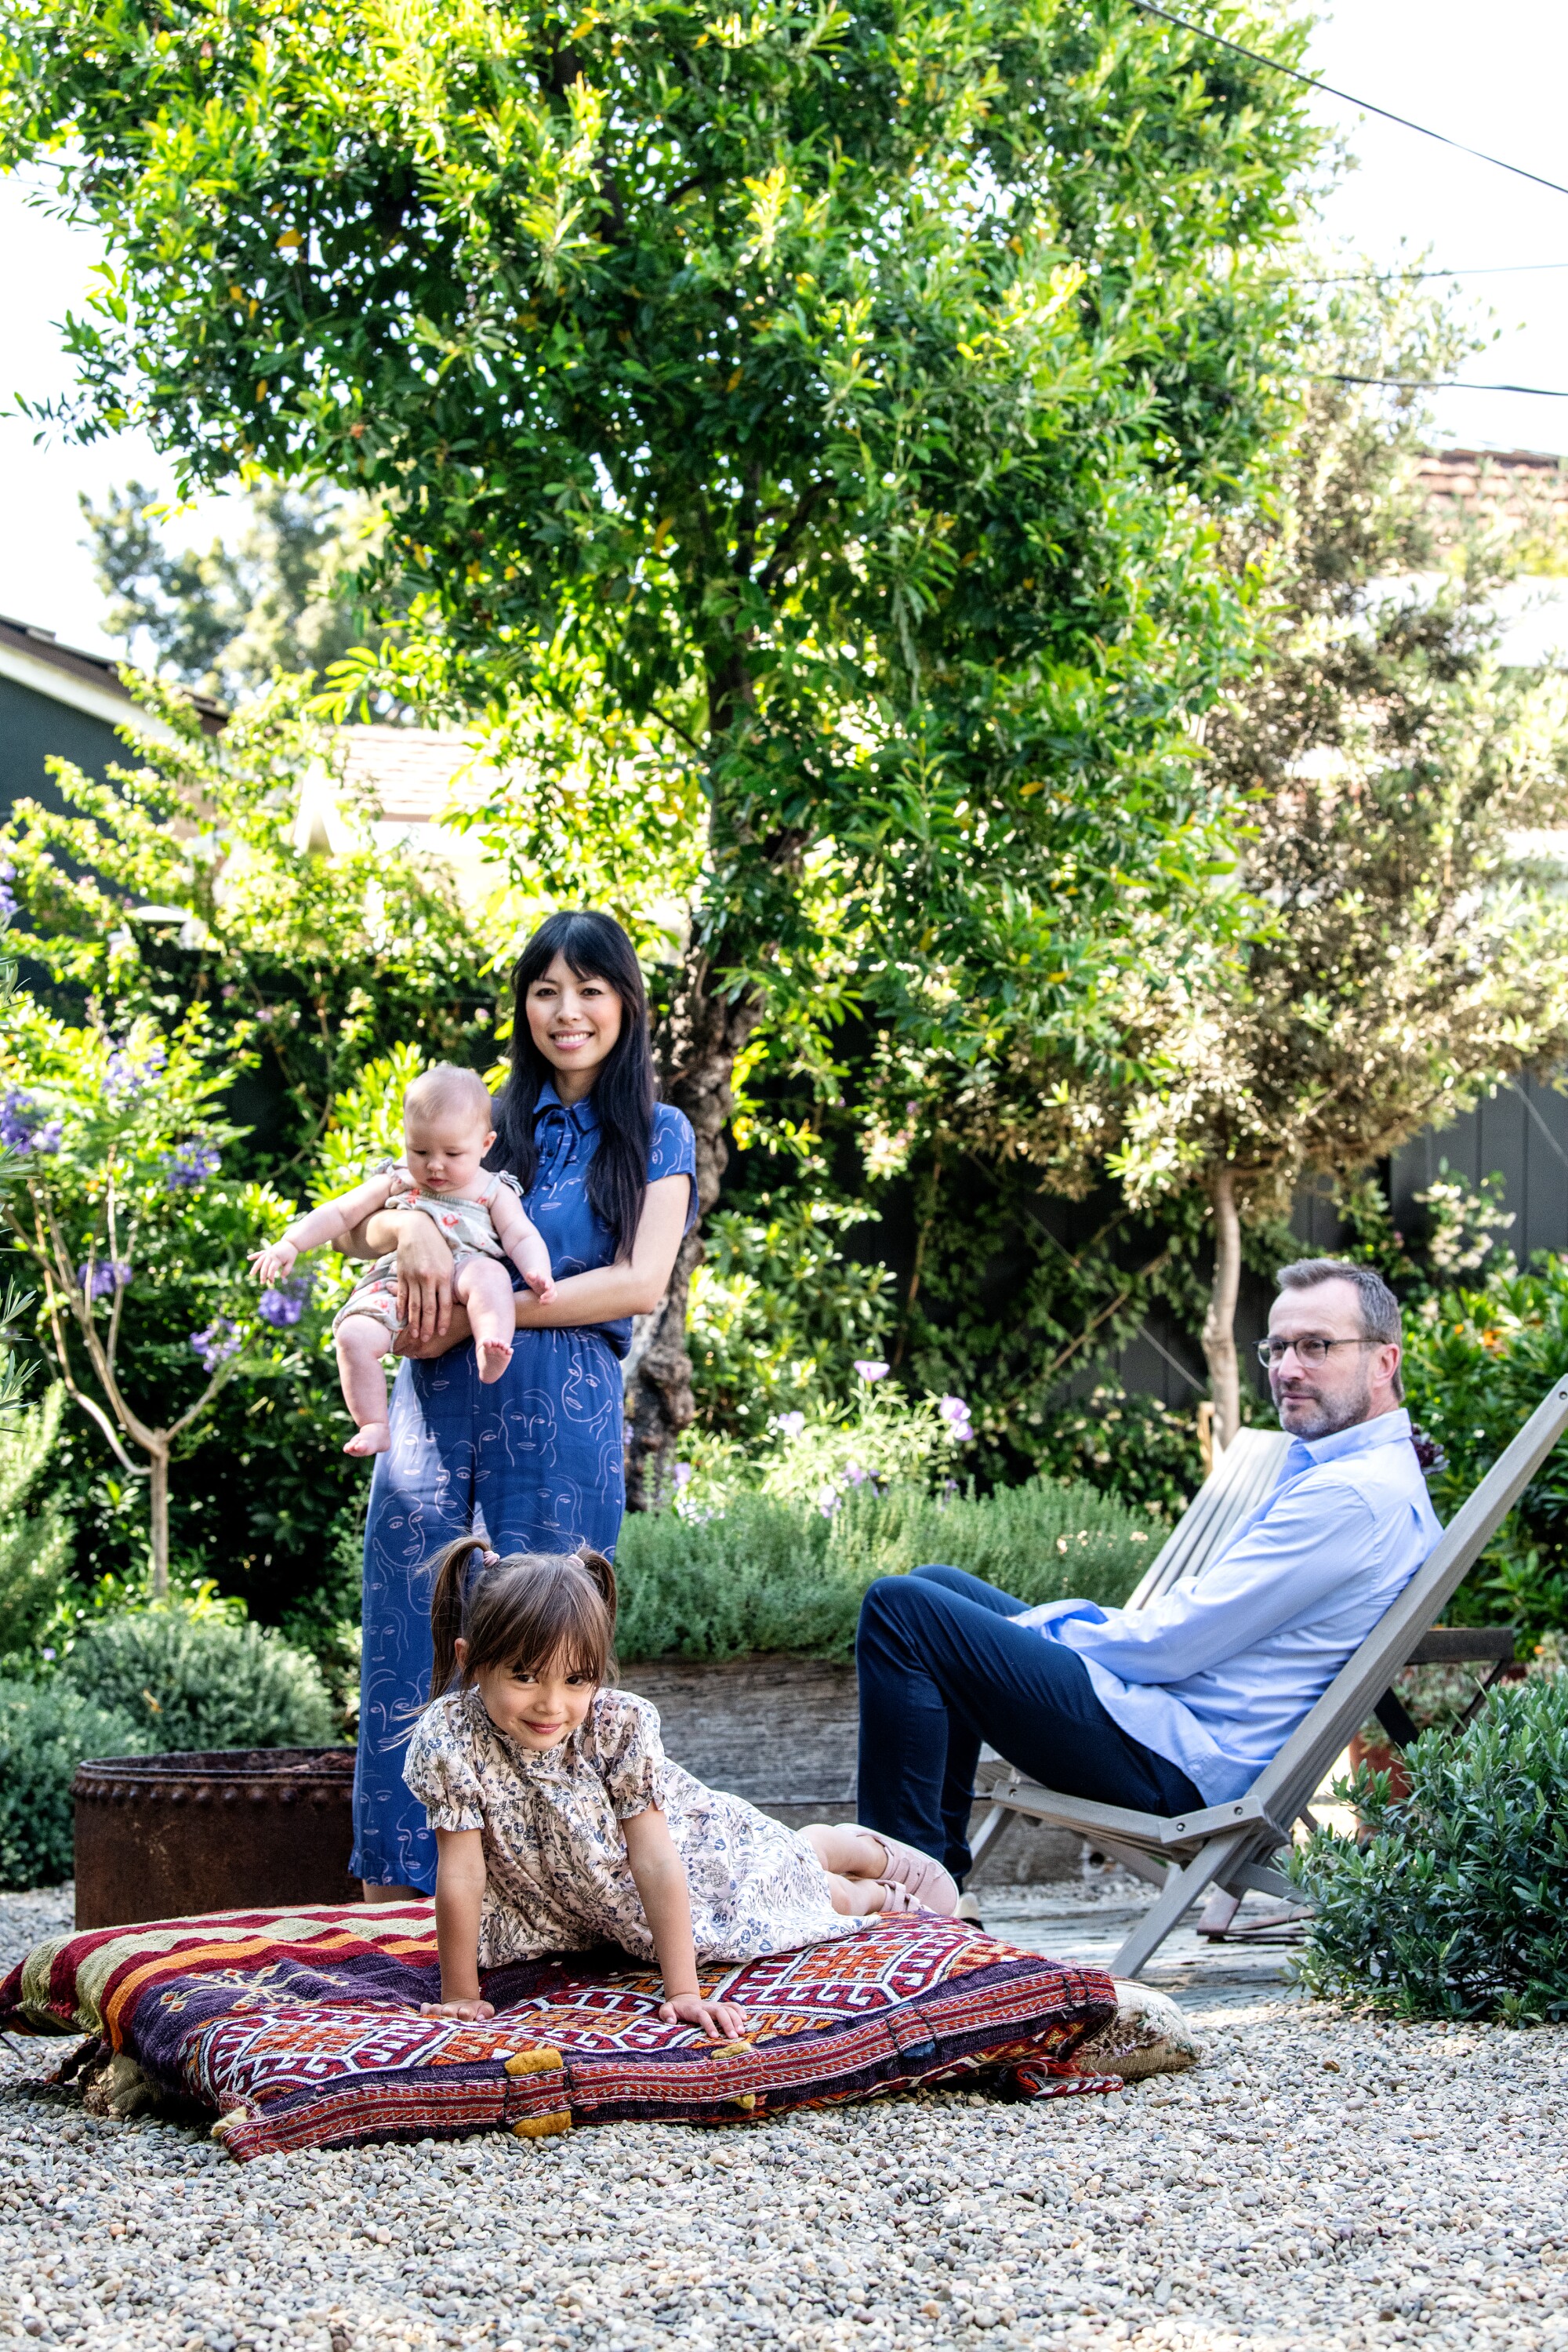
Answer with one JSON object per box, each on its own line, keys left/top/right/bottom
{"left": 346, "top": 909, "right": 698, "bottom": 1900}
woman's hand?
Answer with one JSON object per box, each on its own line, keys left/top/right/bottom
{"left": 418, "top": 1996, "right": 495, "bottom": 2022}
{"left": 354, "top": 1208, "right": 457, "bottom": 1345}
{"left": 657, "top": 1990, "right": 749, "bottom": 2041}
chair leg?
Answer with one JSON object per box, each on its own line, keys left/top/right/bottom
{"left": 1109, "top": 1830, "right": 1254, "bottom": 1978}
{"left": 966, "top": 1801, "right": 1016, "bottom": 1871}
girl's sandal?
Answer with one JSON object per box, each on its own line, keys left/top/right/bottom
{"left": 862, "top": 1831, "right": 960, "bottom": 1917}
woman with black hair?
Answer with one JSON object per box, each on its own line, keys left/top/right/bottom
{"left": 347, "top": 909, "right": 697, "bottom": 1900}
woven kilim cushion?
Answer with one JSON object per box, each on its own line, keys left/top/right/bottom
{"left": 0, "top": 1902, "right": 1120, "bottom": 2160}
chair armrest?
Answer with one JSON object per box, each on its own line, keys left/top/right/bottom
{"left": 1405, "top": 1627, "right": 1515, "bottom": 1667}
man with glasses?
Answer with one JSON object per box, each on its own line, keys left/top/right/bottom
{"left": 854, "top": 1258, "right": 1441, "bottom": 1891}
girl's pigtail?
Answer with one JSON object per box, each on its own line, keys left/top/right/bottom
{"left": 427, "top": 1537, "right": 487, "bottom": 1700}
{"left": 575, "top": 1545, "right": 617, "bottom": 1633}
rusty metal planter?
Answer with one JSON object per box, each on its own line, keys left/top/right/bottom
{"left": 72, "top": 1748, "right": 361, "bottom": 1929}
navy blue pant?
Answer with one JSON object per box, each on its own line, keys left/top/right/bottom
{"left": 855, "top": 1564, "right": 1203, "bottom": 1882}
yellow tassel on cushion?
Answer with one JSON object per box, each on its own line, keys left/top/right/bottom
{"left": 503, "top": 2047, "right": 564, "bottom": 2077}
{"left": 513, "top": 2111, "right": 571, "bottom": 2139}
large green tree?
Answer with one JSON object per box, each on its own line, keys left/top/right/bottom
{"left": 81, "top": 478, "right": 377, "bottom": 704}
{"left": 2, "top": 0, "right": 1321, "bottom": 1494}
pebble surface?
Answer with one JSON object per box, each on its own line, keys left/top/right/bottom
{"left": 2, "top": 1885, "right": 1566, "bottom": 2351}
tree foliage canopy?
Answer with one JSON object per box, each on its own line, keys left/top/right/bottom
{"left": 3, "top": 0, "right": 1322, "bottom": 1045}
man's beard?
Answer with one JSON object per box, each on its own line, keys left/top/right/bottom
{"left": 1275, "top": 1370, "right": 1374, "bottom": 1441}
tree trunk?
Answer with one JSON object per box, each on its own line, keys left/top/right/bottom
{"left": 148, "top": 1436, "right": 170, "bottom": 1599}
{"left": 1201, "top": 1166, "right": 1243, "bottom": 1453}
{"left": 624, "top": 946, "right": 761, "bottom": 1508}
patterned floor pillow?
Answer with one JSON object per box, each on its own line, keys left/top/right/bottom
{"left": 0, "top": 1902, "right": 1123, "bottom": 2160}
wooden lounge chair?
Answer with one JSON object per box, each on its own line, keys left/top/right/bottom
{"left": 967, "top": 1383, "right": 1568, "bottom": 1976}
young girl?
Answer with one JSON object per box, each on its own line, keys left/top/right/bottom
{"left": 405, "top": 1539, "right": 960, "bottom": 2035}
{"left": 250, "top": 1062, "right": 556, "bottom": 1457}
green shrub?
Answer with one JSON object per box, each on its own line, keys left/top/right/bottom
{"left": 62, "top": 1606, "right": 339, "bottom": 1750}
{"left": 1290, "top": 1675, "right": 1568, "bottom": 2024}
{"left": 615, "top": 1475, "right": 1156, "bottom": 1662}
{"left": 0, "top": 1679, "right": 147, "bottom": 1890}
{"left": 1026, "top": 1388, "right": 1208, "bottom": 1523}
{"left": 1399, "top": 1258, "right": 1568, "bottom": 1635}
{"left": 0, "top": 1386, "right": 74, "bottom": 1658}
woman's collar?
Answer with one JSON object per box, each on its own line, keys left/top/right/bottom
{"left": 534, "top": 1075, "right": 601, "bottom": 1133}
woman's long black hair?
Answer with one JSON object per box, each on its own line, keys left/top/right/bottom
{"left": 487, "top": 909, "right": 655, "bottom": 1261}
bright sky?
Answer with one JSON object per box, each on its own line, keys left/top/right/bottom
{"left": 2, "top": 0, "right": 1566, "bottom": 658}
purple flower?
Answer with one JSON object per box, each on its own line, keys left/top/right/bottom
{"left": 104, "top": 1041, "right": 167, "bottom": 1104}
{"left": 257, "top": 1272, "right": 314, "bottom": 1329}
{"left": 0, "top": 862, "right": 16, "bottom": 924}
{"left": 0, "top": 1091, "right": 60, "bottom": 1155}
{"left": 844, "top": 1461, "right": 872, "bottom": 1487}
{"left": 165, "top": 1140, "right": 222, "bottom": 1189}
{"left": 771, "top": 1410, "right": 806, "bottom": 1439}
{"left": 938, "top": 1393, "right": 975, "bottom": 1441}
{"left": 853, "top": 1359, "right": 890, "bottom": 1383}
{"left": 190, "top": 1317, "right": 242, "bottom": 1373}
{"left": 671, "top": 1463, "right": 694, "bottom": 1489}
{"left": 76, "top": 1260, "right": 131, "bottom": 1300}
{"left": 40, "top": 1646, "right": 55, "bottom": 1662}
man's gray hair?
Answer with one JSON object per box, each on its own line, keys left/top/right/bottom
{"left": 1274, "top": 1257, "right": 1403, "bottom": 1399}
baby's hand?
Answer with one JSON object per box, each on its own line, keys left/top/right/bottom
{"left": 249, "top": 1239, "right": 299, "bottom": 1284}
{"left": 419, "top": 1997, "right": 496, "bottom": 2022}
{"left": 658, "top": 1991, "right": 748, "bottom": 2042}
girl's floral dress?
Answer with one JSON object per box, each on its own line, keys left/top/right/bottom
{"left": 404, "top": 1683, "right": 866, "bottom": 1968}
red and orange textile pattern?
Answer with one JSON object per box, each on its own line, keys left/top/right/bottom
{"left": 0, "top": 1901, "right": 1120, "bottom": 2161}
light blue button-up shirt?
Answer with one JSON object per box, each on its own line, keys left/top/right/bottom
{"left": 1019, "top": 1410, "right": 1442, "bottom": 1805}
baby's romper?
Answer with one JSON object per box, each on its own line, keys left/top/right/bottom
{"left": 404, "top": 1685, "right": 866, "bottom": 1968}
{"left": 332, "top": 1160, "right": 525, "bottom": 1341}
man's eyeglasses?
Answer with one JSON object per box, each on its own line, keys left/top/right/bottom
{"left": 1255, "top": 1336, "right": 1379, "bottom": 1369}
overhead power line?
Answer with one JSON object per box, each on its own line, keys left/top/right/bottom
{"left": 1320, "top": 374, "right": 1568, "bottom": 400}
{"left": 1294, "top": 262, "right": 1568, "bottom": 285}
{"left": 1133, "top": 1, "right": 1568, "bottom": 202}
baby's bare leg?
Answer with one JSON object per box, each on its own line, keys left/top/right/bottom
{"left": 456, "top": 1257, "right": 517, "bottom": 1385}
{"left": 336, "top": 1316, "right": 394, "bottom": 1456}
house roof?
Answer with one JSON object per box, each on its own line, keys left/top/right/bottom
{"left": 338, "top": 724, "right": 490, "bottom": 822}
{"left": 1416, "top": 448, "right": 1568, "bottom": 536}
{"left": 0, "top": 615, "right": 227, "bottom": 739}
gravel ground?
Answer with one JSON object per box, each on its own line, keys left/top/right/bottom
{"left": 3, "top": 1884, "right": 1567, "bottom": 2352}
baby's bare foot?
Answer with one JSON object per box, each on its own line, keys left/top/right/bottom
{"left": 477, "top": 1338, "right": 514, "bottom": 1385}
{"left": 345, "top": 1423, "right": 391, "bottom": 1457}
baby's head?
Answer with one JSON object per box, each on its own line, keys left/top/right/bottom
{"left": 402, "top": 1063, "right": 495, "bottom": 1195}
{"left": 426, "top": 1537, "right": 616, "bottom": 1751}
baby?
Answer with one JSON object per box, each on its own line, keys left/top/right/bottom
{"left": 251, "top": 1062, "right": 555, "bottom": 1457}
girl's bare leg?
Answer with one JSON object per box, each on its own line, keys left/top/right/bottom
{"left": 363, "top": 1882, "right": 423, "bottom": 1903}
{"left": 336, "top": 1317, "right": 394, "bottom": 1456}
{"left": 456, "top": 1258, "right": 517, "bottom": 1384}
{"left": 801, "top": 1823, "right": 960, "bottom": 1917}
{"left": 801, "top": 1824, "right": 899, "bottom": 1917}
{"left": 801, "top": 1824, "right": 894, "bottom": 1881}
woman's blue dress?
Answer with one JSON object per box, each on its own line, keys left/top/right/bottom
{"left": 350, "top": 1080, "right": 697, "bottom": 1889}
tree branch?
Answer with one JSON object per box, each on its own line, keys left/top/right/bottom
{"left": 757, "top": 483, "right": 825, "bottom": 595}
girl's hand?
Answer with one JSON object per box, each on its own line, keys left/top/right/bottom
{"left": 419, "top": 1996, "right": 496, "bottom": 2021}
{"left": 658, "top": 1991, "right": 749, "bottom": 2041}
{"left": 249, "top": 1239, "right": 299, "bottom": 1283}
